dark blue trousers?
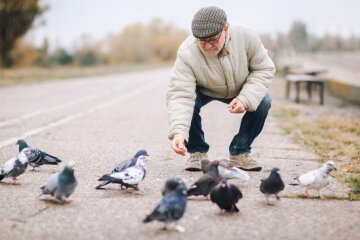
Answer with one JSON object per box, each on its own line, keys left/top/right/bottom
{"left": 186, "top": 88, "right": 272, "bottom": 155}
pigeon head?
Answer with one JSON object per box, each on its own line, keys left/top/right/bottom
{"left": 271, "top": 167, "right": 280, "bottom": 173}
{"left": 219, "top": 180, "right": 228, "bottom": 188}
{"left": 323, "top": 161, "right": 336, "bottom": 174}
{"left": 16, "top": 139, "right": 28, "bottom": 152}
{"left": 200, "top": 159, "right": 212, "bottom": 174}
{"left": 134, "top": 149, "right": 149, "bottom": 158}
{"left": 163, "top": 176, "right": 187, "bottom": 193}
{"left": 60, "top": 162, "right": 76, "bottom": 184}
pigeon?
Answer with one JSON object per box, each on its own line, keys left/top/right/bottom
{"left": 187, "top": 160, "right": 220, "bottom": 198}
{"left": 201, "top": 159, "right": 250, "bottom": 181}
{"left": 16, "top": 139, "right": 61, "bottom": 170}
{"left": 143, "top": 176, "right": 187, "bottom": 232}
{"left": 95, "top": 149, "right": 149, "bottom": 189}
{"left": 210, "top": 180, "right": 243, "bottom": 212}
{"left": 0, "top": 150, "right": 28, "bottom": 184}
{"left": 98, "top": 155, "right": 147, "bottom": 191}
{"left": 161, "top": 175, "right": 187, "bottom": 196}
{"left": 260, "top": 167, "right": 285, "bottom": 205}
{"left": 40, "top": 162, "right": 78, "bottom": 204}
{"left": 290, "top": 161, "right": 336, "bottom": 199}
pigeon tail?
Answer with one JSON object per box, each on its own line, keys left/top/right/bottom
{"left": 143, "top": 215, "right": 154, "bottom": 223}
{"left": 187, "top": 186, "right": 202, "bottom": 197}
{"left": 43, "top": 153, "right": 62, "bottom": 165}
{"left": 95, "top": 181, "right": 111, "bottom": 189}
{"left": 289, "top": 176, "right": 300, "bottom": 186}
{"left": 232, "top": 204, "right": 240, "bottom": 212}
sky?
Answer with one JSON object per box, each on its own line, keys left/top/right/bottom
{"left": 28, "top": 0, "right": 360, "bottom": 50}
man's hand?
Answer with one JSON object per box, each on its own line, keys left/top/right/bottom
{"left": 171, "top": 135, "right": 187, "bottom": 156}
{"left": 228, "top": 98, "right": 246, "bottom": 113}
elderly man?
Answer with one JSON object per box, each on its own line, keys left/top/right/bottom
{"left": 166, "top": 6, "right": 275, "bottom": 172}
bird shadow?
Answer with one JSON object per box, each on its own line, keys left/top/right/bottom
{"left": 187, "top": 197, "right": 210, "bottom": 201}
{"left": 97, "top": 188, "right": 146, "bottom": 198}
{"left": 215, "top": 211, "right": 241, "bottom": 217}
{"left": 38, "top": 198, "right": 70, "bottom": 206}
{"left": 0, "top": 181, "right": 22, "bottom": 186}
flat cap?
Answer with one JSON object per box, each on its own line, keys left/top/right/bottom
{"left": 191, "top": 6, "right": 227, "bottom": 39}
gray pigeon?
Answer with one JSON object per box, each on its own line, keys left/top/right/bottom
{"left": 16, "top": 139, "right": 61, "bottom": 170}
{"left": 40, "top": 162, "right": 78, "bottom": 204}
{"left": 143, "top": 176, "right": 187, "bottom": 232}
{"left": 187, "top": 160, "right": 220, "bottom": 198}
{"left": 201, "top": 159, "right": 250, "bottom": 181}
{"left": 0, "top": 150, "right": 28, "bottom": 184}
{"left": 290, "top": 161, "right": 336, "bottom": 199}
{"left": 210, "top": 180, "right": 243, "bottom": 212}
{"left": 95, "top": 149, "right": 149, "bottom": 189}
{"left": 98, "top": 155, "right": 147, "bottom": 191}
{"left": 260, "top": 167, "right": 285, "bottom": 205}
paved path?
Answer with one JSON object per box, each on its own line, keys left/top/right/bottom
{"left": 0, "top": 69, "right": 359, "bottom": 240}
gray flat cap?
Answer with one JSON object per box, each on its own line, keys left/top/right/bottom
{"left": 191, "top": 6, "right": 227, "bottom": 39}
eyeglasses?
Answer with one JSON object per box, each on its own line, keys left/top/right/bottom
{"left": 198, "top": 30, "right": 224, "bottom": 46}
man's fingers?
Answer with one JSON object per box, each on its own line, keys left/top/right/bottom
{"left": 228, "top": 99, "right": 237, "bottom": 108}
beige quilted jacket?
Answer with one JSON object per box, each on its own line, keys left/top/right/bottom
{"left": 166, "top": 24, "right": 275, "bottom": 141}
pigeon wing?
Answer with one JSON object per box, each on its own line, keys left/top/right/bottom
{"left": 298, "top": 170, "right": 317, "bottom": 186}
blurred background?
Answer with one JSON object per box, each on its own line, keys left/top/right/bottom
{"left": 0, "top": 0, "right": 359, "bottom": 76}
{"left": 0, "top": 0, "right": 359, "bottom": 197}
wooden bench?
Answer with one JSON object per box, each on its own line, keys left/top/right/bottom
{"left": 285, "top": 74, "right": 326, "bottom": 105}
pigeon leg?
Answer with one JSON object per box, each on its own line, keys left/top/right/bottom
{"left": 12, "top": 177, "right": 20, "bottom": 185}
{"left": 62, "top": 199, "right": 73, "bottom": 204}
{"left": 161, "top": 223, "right": 168, "bottom": 231}
{"left": 275, "top": 194, "right": 281, "bottom": 201}
{"left": 266, "top": 194, "right": 274, "bottom": 205}
{"left": 319, "top": 189, "right": 327, "bottom": 200}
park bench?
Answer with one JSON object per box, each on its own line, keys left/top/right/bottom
{"left": 285, "top": 74, "right": 326, "bottom": 105}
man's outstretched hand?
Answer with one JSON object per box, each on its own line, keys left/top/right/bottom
{"left": 171, "top": 135, "right": 187, "bottom": 156}
{"left": 228, "top": 98, "right": 246, "bottom": 113}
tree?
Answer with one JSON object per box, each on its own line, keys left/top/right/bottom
{"left": 288, "top": 21, "right": 308, "bottom": 52}
{"left": 0, "top": 0, "right": 45, "bottom": 68}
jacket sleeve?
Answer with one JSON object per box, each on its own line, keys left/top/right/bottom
{"left": 166, "top": 51, "right": 197, "bottom": 141}
{"left": 237, "top": 30, "right": 275, "bottom": 111}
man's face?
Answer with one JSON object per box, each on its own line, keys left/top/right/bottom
{"left": 197, "top": 25, "right": 228, "bottom": 57}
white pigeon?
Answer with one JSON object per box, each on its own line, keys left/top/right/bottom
{"left": 98, "top": 155, "right": 147, "bottom": 191}
{"left": 292, "top": 161, "right": 336, "bottom": 199}
{"left": 0, "top": 150, "right": 29, "bottom": 184}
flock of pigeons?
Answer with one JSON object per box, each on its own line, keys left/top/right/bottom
{"left": 0, "top": 140, "right": 337, "bottom": 231}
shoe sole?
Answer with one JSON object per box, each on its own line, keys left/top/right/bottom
{"left": 185, "top": 167, "right": 201, "bottom": 172}
{"left": 238, "top": 166, "right": 262, "bottom": 172}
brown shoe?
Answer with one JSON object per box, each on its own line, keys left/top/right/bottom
{"left": 229, "top": 153, "right": 262, "bottom": 171}
{"left": 185, "top": 152, "right": 208, "bottom": 172}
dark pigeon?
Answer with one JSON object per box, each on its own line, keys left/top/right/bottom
{"left": 210, "top": 180, "right": 243, "bottom": 212}
{"left": 201, "top": 159, "right": 250, "bottom": 181}
{"left": 16, "top": 139, "right": 61, "bottom": 170}
{"left": 143, "top": 176, "right": 187, "bottom": 232}
{"left": 40, "top": 162, "right": 78, "bottom": 204}
{"left": 95, "top": 149, "right": 148, "bottom": 189}
{"left": 187, "top": 160, "right": 220, "bottom": 198}
{"left": 0, "top": 150, "right": 28, "bottom": 184}
{"left": 260, "top": 167, "right": 285, "bottom": 205}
